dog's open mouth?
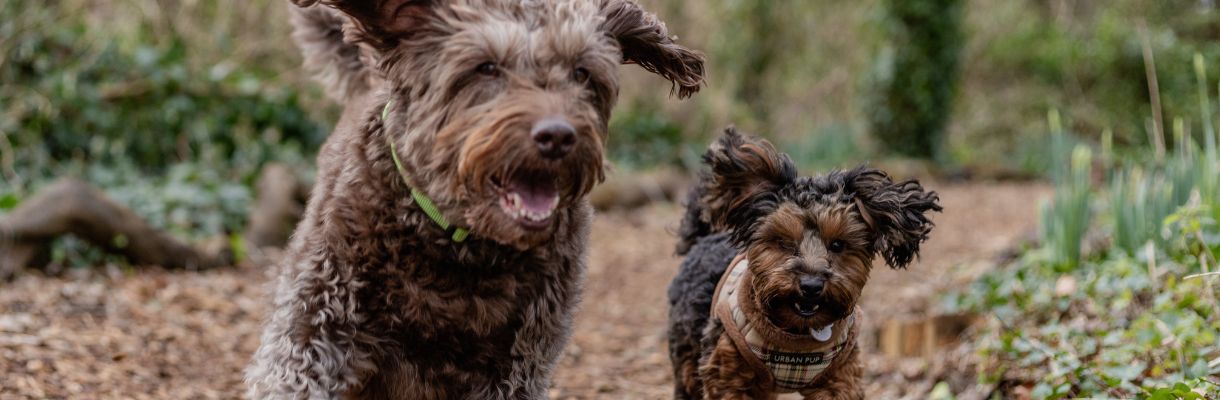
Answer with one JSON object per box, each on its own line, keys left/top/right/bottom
{"left": 792, "top": 301, "right": 836, "bottom": 340}
{"left": 793, "top": 299, "right": 819, "bottom": 317}
{"left": 496, "top": 170, "right": 560, "bottom": 230}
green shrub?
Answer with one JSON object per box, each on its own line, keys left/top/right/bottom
{"left": 0, "top": 0, "right": 325, "bottom": 266}
{"left": 608, "top": 104, "right": 688, "bottom": 170}
{"left": 977, "top": 1, "right": 1220, "bottom": 151}
{"left": 0, "top": 0, "right": 326, "bottom": 178}
{"left": 865, "top": 0, "right": 964, "bottom": 159}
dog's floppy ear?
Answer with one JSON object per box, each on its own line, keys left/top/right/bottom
{"left": 599, "top": 0, "right": 705, "bottom": 98}
{"left": 699, "top": 127, "right": 796, "bottom": 246}
{"left": 290, "top": 0, "right": 436, "bottom": 50}
{"left": 845, "top": 167, "right": 941, "bottom": 269}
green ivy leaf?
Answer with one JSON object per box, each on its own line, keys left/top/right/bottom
{"left": 0, "top": 193, "right": 18, "bottom": 210}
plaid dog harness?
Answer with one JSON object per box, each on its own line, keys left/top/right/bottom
{"left": 712, "top": 255, "right": 858, "bottom": 393}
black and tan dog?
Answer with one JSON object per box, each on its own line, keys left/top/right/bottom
{"left": 667, "top": 128, "right": 941, "bottom": 399}
{"left": 245, "top": 0, "right": 703, "bottom": 398}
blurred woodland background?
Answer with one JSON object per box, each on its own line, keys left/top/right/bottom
{"left": 2, "top": 0, "right": 1219, "bottom": 398}
{"left": 8, "top": 0, "right": 1220, "bottom": 216}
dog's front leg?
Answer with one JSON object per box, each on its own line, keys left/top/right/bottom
{"left": 698, "top": 334, "right": 770, "bottom": 400}
{"left": 501, "top": 255, "right": 586, "bottom": 400}
{"left": 246, "top": 255, "right": 376, "bottom": 400}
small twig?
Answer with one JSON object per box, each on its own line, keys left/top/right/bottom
{"left": 1146, "top": 241, "right": 1159, "bottom": 291}
{"left": 98, "top": 81, "right": 153, "bottom": 101}
{"left": 1184, "top": 271, "right": 1220, "bottom": 280}
{"left": 1138, "top": 19, "right": 1166, "bottom": 162}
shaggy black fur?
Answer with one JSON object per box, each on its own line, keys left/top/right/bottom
{"left": 666, "top": 232, "right": 736, "bottom": 399}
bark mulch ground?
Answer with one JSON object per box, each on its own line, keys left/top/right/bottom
{"left": 0, "top": 181, "right": 1049, "bottom": 399}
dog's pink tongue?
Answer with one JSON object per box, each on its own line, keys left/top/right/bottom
{"left": 517, "top": 185, "right": 558, "bottom": 213}
{"left": 507, "top": 176, "right": 558, "bottom": 212}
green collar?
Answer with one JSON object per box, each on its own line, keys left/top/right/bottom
{"left": 383, "top": 101, "right": 470, "bottom": 242}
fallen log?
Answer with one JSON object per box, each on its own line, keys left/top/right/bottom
{"left": 0, "top": 178, "right": 234, "bottom": 280}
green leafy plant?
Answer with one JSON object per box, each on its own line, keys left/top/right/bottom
{"left": 0, "top": 0, "right": 325, "bottom": 178}
{"left": 947, "top": 55, "right": 1220, "bottom": 398}
{"left": 1039, "top": 110, "right": 1092, "bottom": 270}
{"left": 1110, "top": 168, "right": 1175, "bottom": 254}
{"left": 0, "top": 0, "right": 325, "bottom": 266}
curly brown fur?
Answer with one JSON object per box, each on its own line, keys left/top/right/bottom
{"left": 667, "top": 128, "right": 941, "bottom": 399}
{"left": 248, "top": 1, "right": 704, "bottom": 399}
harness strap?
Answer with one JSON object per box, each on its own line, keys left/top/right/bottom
{"left": 713, "top": 255, "right": 777, "bottom": 391}
{"left": 713, "top": 255, "right": 863, "bottom": 392}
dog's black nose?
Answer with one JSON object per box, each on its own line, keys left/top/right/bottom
{"left": 799, "top": 276, "right": 825, "bottom": 298}
{"left": 531, "top": 118, "right": 576, "bottom": 159}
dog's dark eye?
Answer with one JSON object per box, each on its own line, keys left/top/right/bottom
{"left": 476, "top": 62, "right": 499, "bottom": 76}
{"left": 827, "top": 239, "right": 846, "bottom": 253}
{"left": 573, "top": 67, "right": 590, "bottom": 84}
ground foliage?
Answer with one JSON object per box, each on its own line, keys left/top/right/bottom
{"left": 944, "top": 57, "right": 1220, "bottom": 398}
{"left": 1, "top": 0, "right": 325, "bottom": 264}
